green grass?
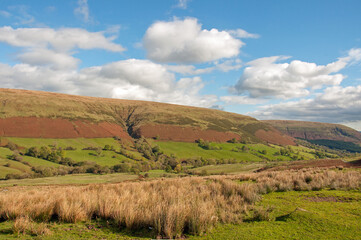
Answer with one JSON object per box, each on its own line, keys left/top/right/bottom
{"left": 191, "top": 190, "right": 361, "bottom": 240}
{"left": 156, "top": 141, "right": 314, "bottom": 162}
{"left": 5, "top": 137, "right": 138, "bottom": 166}
{"left": 0, "top": 166, "right": 22, "bottom": 178}
{"left": 0, "top": 173, "right": 138, "bottom": 187}
{"left": 188, "top": 163, "right": 265, "bottom": 174}
{"left": 7, "top": 137, "right": 120, "bottom": 149}
{"left": 156, "top": 141, "right": 263, "bottom": 161}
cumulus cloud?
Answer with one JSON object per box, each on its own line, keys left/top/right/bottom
{"left": 249, "top": 85, "right": 361, "bottom": 128}
{"left": 231, "top": 53, "right": 357, "bottom": 99}
{"left": 0, "top": 26, "right": 125, "bottom": 69}
{"left": 227, "top": 29, "right": 260, "bottom": 39}
{"left": 17, "top": 49, "right": 80, "bottom": 70}
{"left": 0, "top": 59, "right": 217, "bottom": 108}
{"left": 74, "top": 0, "right": 90, "bottom": 23}
{"left": 143, "top": 18, "right": 245, "bottom": 64}
{"left": 0, "top": 26, "right": 124, "bottom": 52}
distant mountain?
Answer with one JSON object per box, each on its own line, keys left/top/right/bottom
{"left": 0, "top": 89, "right": 295, "bottom": 145}
{"left": 264, "top": 120, "right": 361, "bottom": 143}
{"left": 264, "top": 120, "right": 361, "bottom": 152}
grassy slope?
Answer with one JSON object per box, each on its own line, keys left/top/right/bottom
{"left": 156, "top": 141, "right": 315, "bottom": 162}
{"left": 0, "top": 88, "right": 279, "bottom": 142}
{"left": 0, "top": 190, "right": 359, "bottom": 239}
{"left": 5, "top": 137, "right": 137, "bottom": 166}
{"left": 0, "top": 137, "right": 318, "bottom": 178}
{"left": 265, "top": 120, "right": 361, "bottom": 143}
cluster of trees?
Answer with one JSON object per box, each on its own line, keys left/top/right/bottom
{"left": 196, "top": 139, "right": 222, "bottom": 150}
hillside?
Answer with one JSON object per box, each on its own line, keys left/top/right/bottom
{"left": 0, "top": 88, "right": 295, "bottom": 145}
{"left": 264, "top": 120, "right": 361, "bottom": 143}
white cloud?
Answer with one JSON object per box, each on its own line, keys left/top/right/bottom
{"left": 231, "top": 55, "right": 351, "bottom": 99}
{"left": 220, "top": 95, "right": 267, "bottom": 105}
{"left": 249, "top": 85, "right": 361, "bottom": 128}
{"left": 231, "top": 49, "right": 361, "bottom": 100}
{"left": 0, "top": 26, "right": 125, "bottom": 53}
{"left": 174, "top": 0, "right": 191, "bottom": 9}
{"left": 17, "top": 48, "right": 80, "bottom": 70}
{"left": 227, "top": 29, "right": 260, "bottom": 39}
{"left": 143, "top": 18, "right": 244, "bottom": 64}
{"left": 165, "top": 59, "right": 242, "bottom": 75}
{"left": 74, "top": 0, "right": 90, "bottom": 23}
{"left": 165, "top": 64, "right": 214, "bottom": 75}
{"left": 0, "top": 26, "right": 125, "bottom": 69}
{"left": 0, "top": 59, "right": 217, "bottom": 108}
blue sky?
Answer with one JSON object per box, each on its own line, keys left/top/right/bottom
{"left": 1, "top": 0, "right": 361, "bottom": 129}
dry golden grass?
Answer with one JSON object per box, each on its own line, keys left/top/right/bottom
{"left": 0, "top": 168, "right": 360, "bottom": 238}
{"left": 12, "top": 216, "right": 51, "bottom": 236}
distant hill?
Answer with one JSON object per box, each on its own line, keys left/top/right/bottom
{"left": 264, "top": 120, "right": 361, "bottom": 152}
{"left": 0, "top": 89, "right": 295, "bottom": 145}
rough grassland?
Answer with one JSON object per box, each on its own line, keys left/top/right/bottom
{"left": 192, "top": 190, "right": 361, "bottom": 240}
{"left": 0, "top": 88, "right": 295, "bottom": 144}
{"left": 0, "top": 169, "right": 359, "bottom": 239}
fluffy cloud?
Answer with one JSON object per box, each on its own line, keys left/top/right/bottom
{"left": 143, "top": 18, "right": 245, "bottom": 63}
{"left": 17, "top": 49, "right": 80, "bottom": 70}
{"left": 232, "top": 55, "right": 349, "bottom": 99}
{"left": 0, "top": 26, "right": 124, "bottom": 52}
{"left": 0, "top": 59, "right": 217, "bottom": 108}
{"left": 0, "top": 26, "right": 125, "bottom": 69}
{"left": 249, "top": 85, "right": 361, "bottom": 129}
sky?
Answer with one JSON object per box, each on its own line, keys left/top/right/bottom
{"left": 1, "top": 0, "right": 361, "bottom": 130}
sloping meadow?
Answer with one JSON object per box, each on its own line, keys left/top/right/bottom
{"left": 0, "top": 168, "right": 360, "bottom": 238}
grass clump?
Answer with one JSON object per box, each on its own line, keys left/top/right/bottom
{"left": 12, "top": 216, "right": 51, "bottom": 236}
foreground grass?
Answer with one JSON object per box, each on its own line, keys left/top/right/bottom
{"left": 0, "top": 189, "right": 359, "bottom": 239}
{"left": 192, "top": 190, "right": 361, "bottom": 240}
{"left": 0, "top": 169, "right": 359, "bottom": 238}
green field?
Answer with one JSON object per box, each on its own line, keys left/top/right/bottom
{"left": 156, "top": 141, "right": 314, "bottom": 162}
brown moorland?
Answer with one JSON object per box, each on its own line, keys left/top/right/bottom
{"left": 0, "top": 88, "right": 295, "bottom": 144}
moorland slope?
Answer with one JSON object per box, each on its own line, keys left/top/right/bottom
{"left": 0, "top": 88, "right": 294, "bottom": 145}
{"left": 264, "top": 120, "right": 361, "bottom": 143}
